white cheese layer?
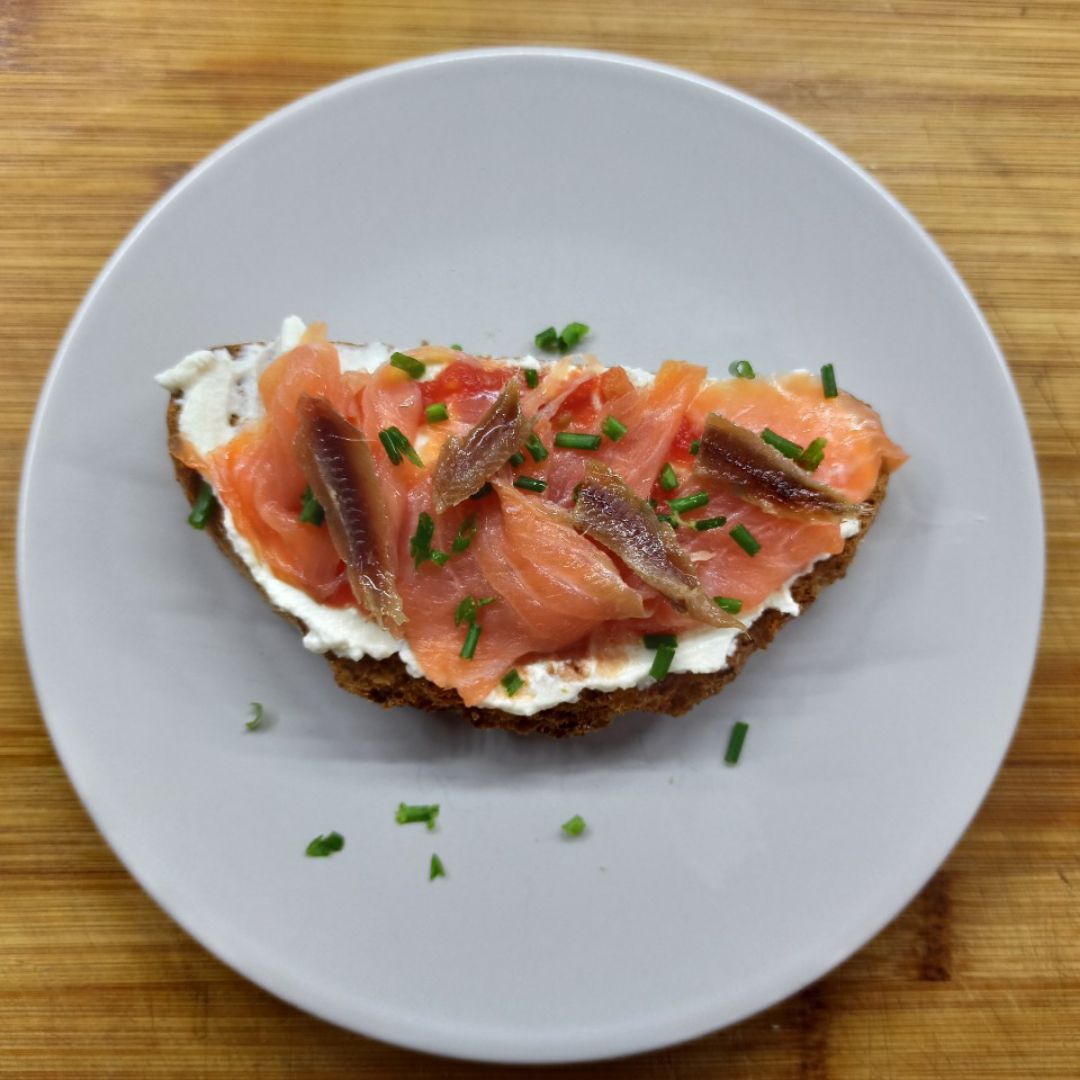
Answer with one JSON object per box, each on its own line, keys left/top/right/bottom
{"left": 158, "top": 318, "right": 860, "bottom": 716}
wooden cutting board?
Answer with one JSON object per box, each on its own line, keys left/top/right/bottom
{"left": 2, "top": 1, "right": 1078, "bottom": 1075}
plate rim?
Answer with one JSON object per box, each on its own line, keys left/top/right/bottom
{"left": 17, "top": 46, "right": 1045, "bottom": 1064}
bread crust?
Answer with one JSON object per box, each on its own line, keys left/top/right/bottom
{"left": 166, "top": 355, "right": 888, "bottom": 738}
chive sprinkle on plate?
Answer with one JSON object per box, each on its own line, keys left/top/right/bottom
{"left": 659, "top": 462, "right": 678, "bottom": 491}
{"left": 725, "top": 721, "right": 750, "bottom": 765}
{"left": 305, "top": 831, "right": 345, "bottom": 857}
{"left": 396, "top": 803, "right": 440, "bottom": 829}
{"left": 425, "top": 402, "right": 449, "bottom": 423}
{"left": 728, "top": 359, "right": 755, "bottom": 379}
{"left": 535, "top": 322, "right": 590, "bottom": 353}
{"left": 245, "top": 702, "right": 264, "bottom": 732}
{"left": 429, "top": 854, "right": 447, "bottom": 881}
{"left": 561, "top": 814, "right": 586, "bottom": 837}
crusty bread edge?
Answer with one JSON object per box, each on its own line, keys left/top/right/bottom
{"left": 166, "top": 360, "right": 889, "bottom": 738}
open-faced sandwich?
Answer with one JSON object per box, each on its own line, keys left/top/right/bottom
{"left": 158, "top": 317, "right": 906, "bottom": 737}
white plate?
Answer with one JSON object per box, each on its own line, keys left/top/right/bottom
{"left": 19, "top": 49, "right": 1042, "bottom": 1064}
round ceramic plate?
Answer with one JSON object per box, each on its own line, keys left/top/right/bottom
{"left": 19, "top": 49, "right": 1042, "bottom": 1063}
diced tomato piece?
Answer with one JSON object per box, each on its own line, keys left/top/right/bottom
{"left": 669, "top": 415, "right": 700, "bottom": 461}
{"left": 551, "top": 376, "right": 601, "bottom": 429}
{"left": 599, "top": 367, "right": 634, "bottom": 402}
{"left": 420, "top": 361, "right": 513, "bottom": 406}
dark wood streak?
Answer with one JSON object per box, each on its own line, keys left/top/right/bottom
{"left": 915, "top": 870, "right": 953, "bottom": 983}
{"left": 796, "top": 982, "right": 830, "bottom": 1080}
{"left": 0, "top": 0, "right": 35, "bottom": 72}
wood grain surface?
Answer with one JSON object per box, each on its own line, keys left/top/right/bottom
{"left": 2, "top": 1, "right": 1078, "bottom": 1075}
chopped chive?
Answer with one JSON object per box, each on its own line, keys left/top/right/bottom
{"left": 396, "top": 803, "right": 439, "bottom": 828}
{"left": 430, "top": 549, "right": 449, "bottom": 567}
{"left": 643, "top": 633, "right": 678, "bottom": 650}
{"left": 668, "top": 490, "right": 709, "bottom": 514}
{"left": 451, "top": 515, "right": 477, "bottom": 553}
{"left": 730, "top": 523, "right": 761, "bottom": 556}
{"left": 298, "top": 484, "right": 325, "bottom": 526}
{"left": 386, "top": 426, "right": 424, "bottom": 468}
{"left": 535, "top": 322, "right": 590, "bottom": 353}
{"left": 534, "top": 326, "right": 560, "bottom": 352}
{"left": 454, "top": 597, "right": 471, "bottom": 626}
{"left": 187, "top": 479, "right": 215, "bottom": 529}
{"left": 425, "top": 402, "right": 449, "bottom": 423}
{"left": 245, "top": 702, "right": 264, "bottom": 731}
{"left": 729, "top": 359, "right": 755, "bottom": 379}
{"left": 554, "top": 431, "right": 603, "bottom": 450}
{"left": 559, "top": 322, "right": 590, "bottom": 350}
{"left": 508, "top": 451, "right": 526, "bottom": 467}
{"left": 713, "top": 596, "right": 744, "bottom": 615}
{"left": 469, "top": 482, "right": 493, "bottom": 500}
{"left": 501, "top": 669, "right": 525, "bottom": 696}
{"left": 409, "top": 512, "right": 435, "bottom": 568}
{"left": 525, "top": 432, "right": 548, "bottom": 463}
{"left": 454, "top": 594, "right": 494, "bottom": 627}
{"left": 657, "top": 512, "right": 678, "bottom": 528}
{"left": 649, "top": 641, "right": 677, "bottom": 680}
{"left": 429, "top": 853, "right": 446, "bottom": 880}
{"left": 761, "top": 427, "right": 804, "bottom": 460}
{"left": 305, "top": 831, "right": 345, "bottom": 857}
{"left": 690, "top": 438, "right": 700, "bottom": 455}
{"left": 821, "top": 363, "right": 838, "bottom": 399}
{"left": 523, "top": 367, "right": 539, "bottom": 389}
{"left": 460, "top": 621, "right": 481, "bottom": 660}
{"left": 514, "top": 475, "right": 547, "bottom": 493}
{"left": 725, "top": 721, "right": 750, "bottom": 765}
{"left": 390, "top": 351, "right": 426, "bottom": 379}
{"left": 378, "top": 428, "right": 402, "bottom": 465}
{"left": 450, "top": 343, "right": 462, "bottom": 351}
{"left": 693, "top": 515, "right": 727, "bottom": 532}
{"left": 602, "top": 415, "right": 628, "bottom": 442}
{"left": 561, "top": 814, "right": 586, "bottom": 837}
{"left": 795, "top": 436, "right": 827, "bottom": 472}
{"left": 659, "top": 463, "right": 679, "bottom": 491}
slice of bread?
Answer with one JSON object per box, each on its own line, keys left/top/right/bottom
{"left": 165, "top": 345, "right": 890, "bottom": 738}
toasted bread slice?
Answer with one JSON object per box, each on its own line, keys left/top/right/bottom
{"left": 165, "top": 346, "right": 889, "bottom": 737}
